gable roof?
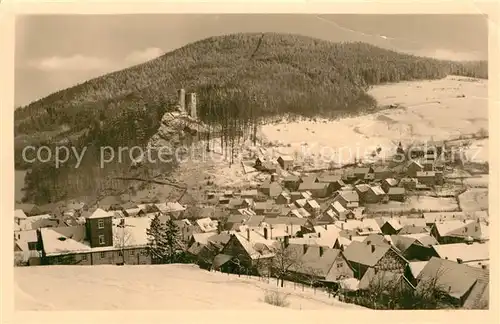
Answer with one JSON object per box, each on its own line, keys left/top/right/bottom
{"left": 416, "top": 257, "right": 489, "bottom": 302}
{"left": 431, "top": 242, "right": 489, "bottom": 263}
{"left": 388, "top": 187, "right": 406, "bottom": 195}
{"left": 292, "top": 246, "right": 343, "bottom": 278}
{"left": 400, "top": 233, "right": 438, "bottom": 246}
{"left": 86, "top": 208, "right": 114, "bottom": 219}
{"left": 40, "top": 228, "right": 92, "bottom": 256}
{"left": 278, "top": 155, "right": 294, "bottom": 161}
{"left": 370, "top": 186, "right": 386, "bottom": 196}
{"left": 355, "top": 184, "right": 370, "bottom": 193}
{"left": 195, "top": 217, "right": 218, "bottom": 233}
{"left": 343, "top": 241, "right": 393, "bottom": 267}
{"left": 232, "top": 231, "right": 275, "bottom": 260}
{"left": 15, "top": 209, "right": 28, "bottom": 219}
{"left": 338, "top": 190, "right": 360, "bottom": 203}
{"left": 298, "top": 182, "right": 328, "bottom": 191}
{"left": 358, "top": 268, "right": 406, "bottom": 291}
{"left": 383, "top": 178, "right": 399, "bottom": 186}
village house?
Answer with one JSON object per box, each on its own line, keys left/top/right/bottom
{"left": 282, "top": 175, "right": 301, "bottom": 192}
{"left": 332, "top": 190, "right": 360, "bottom": 209}
{"left": 264, "top": 217, "right": 309, "bottom": 237}
{"left": 215, "top": 229, "right": 275, "bottom": 276}
{"left": 373, "top": 166, "right": 393, "bottom": 180}
{"left": 187, "top": 232, "right": 232, "bottom": 270}
{"left": 277, "top": 155, "right": 294, "bottom": 170}
{"left": 241, "top": 189, "right": 259, "bottom": 199}
{"left": 430, "top": 242, "right": 489, "bottom": 267}
{"left": 195, "top": 217, "right": 219, "bottom": 233}
{"left": 381, "top": 178, "right": 398, "bottom": 193}
{"left": 357, "top": 267, "right": 414, "bottom": 294}
{"left": 252, "top": 200, "right": 274, "bottom": 215}
{"left": 334, "top": 219, "right": 382, "bottom": 237}
{"left": 342, "top": 240, "right": 408, "bottom": 279}
{"left": 275, "top": 191, "right": 291, "bottom": 205}
{"left": 364, "top": 185, "right": 386, "bottom": 204}
{"left": 14, "top": 229, "right": 40, "bottom": 266}
{"left": 399, "top": 177, "right": 418, "bottom": 190}
{"left": 304, "top": 199, "right": 321, "bottom": 217}
{"left": 285, "top": 244, "right": 355, "bottom": 285}
{"left": 297, "top": 182, "right": 329, "bottom": 198}
{"left": 353, "top": 167, "right": 374, "bottom": 180}
{"left": 387, "top": 187, "right": 406, "bottom": 202}
{"left": 287, "top": 208, "right": 311, "bottom": 219}
{"left": 259, "top": 180, "right": 283, "bottom": 198}
{"left": 155, "top": 202, "right": 186, "bottom": 219}
{"left": 406, "top": 160, "right": 424, "bottom": 178}
{"left": 15, "top": 203, "right": 43, "bottom": 217}
{"left": 300, "top": 174, "right": 319, "bottom": 185}
{"left": 354, "top": 184, "right": 370, "bottom": 202}
{"left": 389, "top": 234, "right": 439, "bottom": 261}
{"left": 416, "top": 171, "right": 437, "bottom": 186}
{"left": 325, "top": 201, "right": 351, "bottom": 221}
{"left": 316, "top": 174, "right": 345, "bottom": 195}
{"left": 415, "top": 257, "right": 489, "bottom": 309}
{"left": 430, "top": 219, "right": 488, "bottom": 244}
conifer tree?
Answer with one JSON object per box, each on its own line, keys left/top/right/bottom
{"left": 164, "top": 218, "right": 183, "bottom": 263}
{"left": 146, "top": 213, "right": 167, "bottom": 264}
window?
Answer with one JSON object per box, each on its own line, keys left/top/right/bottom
{"left": 100, "top": 252, "right": 105, "bottom": 258}
{"left": 130, "top": 250, "right": 135, "bottom": 256}
{"left": 337, "top": 262, "right": 343, "bottom": 268}
{"left": 81, "top": 254, "right": 87, "bottom": 261}
{"left": 98, "top": 219, "right": 105, "bottom": 229}
{"left": 99, "top": 235, "right": 105, "bottom": 245}
{"left": 28, "top": 242, "right": 37, "bottom": 251}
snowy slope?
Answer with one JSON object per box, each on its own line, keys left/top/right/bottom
{"left": 15, "top": 264, "right": 364, "bottom": 311}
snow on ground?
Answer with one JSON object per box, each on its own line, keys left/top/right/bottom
{"left": 366, "top": 196, "right": 459, "bottom": 214}
{"left": 15, "top": 264, "right": 363, "bottom": 311}
{"left": 458, "top": 188, "right": 489, "bottom": 212}
{"left": 260, "top": 76, "right": 488, "bottom": 168}
{"left": 449, "top": 175, "right": 489, "bottom": 188}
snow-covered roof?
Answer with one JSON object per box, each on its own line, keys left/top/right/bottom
{"left": 432, "top": 242, "right": 489, "bottom": 263}
{"left": 306, "top": 199, "right": 321, "bottom": 209}
{"left": 195, "top": 217, "right": 218, "bottom": 233}
{"left": 15, "top": 209, "right": 28, "bottom": 219}
{"left": 40, "top": 228, "right": 92, "bottom": 256}
{"left": 86, "top": 208, "right": 114, "bottom": 219}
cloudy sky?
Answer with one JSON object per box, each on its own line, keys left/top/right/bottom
{"left": 15, "top": 14, "right": 488, "bottom": 108}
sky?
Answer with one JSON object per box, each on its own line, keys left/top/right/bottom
{"left": 15, "top": 14, "right": 488, "bottom": 108}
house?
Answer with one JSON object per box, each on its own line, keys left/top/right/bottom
{"left": 277, "top": 155, "right": 294, "bottom": 170}
{"left": 332, "top": 190, "right": 359, "bottom": 209}
{"left": 399, "top": 177, "right": 418, "bottom": 190}
{"left": 216, "top": 229, "right": 275, "bottom": 275}
{"left": 380, "top": 218, "right": 403, "bottom": 235}
{"left": 398, "top": 224, "right": 429, "bottom": 235}
{"left": 124, "top": 208, "right": 145, "bottom": 218}
{"left": 381, "top": 178, "right": 398, "bottom": 193}
{"left": 342, "top": 240, "right": 408, "bottom": 279}
{"left": 416, "top": 171, "right": 437, "bottom": 186}
{"left": 287, "top": 208, "right": 311, "bottom": 219}
{"left": 14, "top": 209, "right": 30, "bottom": 231}
{"left": 358, "top": 267, "right": 413, "bottom": 293}
{"left": 195, "top": 217, "right": 218, "bottom": 233}
{"left": 259, "top": 180, "right": 283, "bottom": 198}
{"left": 275, "top": 191, "right": 291, "bottom": 205}
{"left": 286, "top": 244, "right": 354, "bottom": 284}
{"left": 353, "top": 167, "right": 374, "bottom": 180}
{"left": 430, "top": 219, "right": 488, "bottom": 244}
{"left": 422, "top": 211, "right": 470, "bottom": 225}
{"left": 300, "top": 175, "right": 319, "bottom": 185}
{"left": 260, "top": 161, "right": 278, "bottom": 173}
{"left": 326, "top": 201, "right": 350, "bottom": 221}
{"left": 334, "top": 219, "right": 382, "bottom": 236}
{"left": 38, "top": 210, "right": 153, "bottom": 266}
{"left": 27, "top": 214, "right": 60, "bottom": 230}
{"left": 241, "top": 189, "right": 259, "bottom": 199}
{"left": 404, "top": 261, "right": 429, "bottom": 286}
{"left": 155, "top": 202, "right": 186, "bottom": 219}
{"left": 244, "top": 215, "right": 266, "bottom": 228}
{"left": 373, "top": 166, "right": 393, "bottom": 180}
{"left": 364, "top": 186, "right": 386, "bottom": 203}
{"left": 415, "top": 257, "right": 489, "bottom": 309}
{"left": 389, "top": 234, "right": 438, "bottom": 261}
{"left": 304, "top": 199, "right": 321, "bottom": 217}
{"left": 297, "top": 182, "right": 329, "bottom": 198}
{"left": 224, "top": 214, "right": 248, "bottom": 231}
{"left": 282, "top": 175, "right": 302, "bottom": 192}
{"left": 317, "top": 209, "right": 337, "bottom": 224}
{"left": 431, "top": 242, "right": 489, "bottom": 267}
{"left": 316, "top": 174, "right": 345, "bottom": 194}
{"left": 252, "top": 201, "right": 274, "bottom": 215}
{"left": 15, "top": 203, "right": 42, "bottom": 217}
{"left": 354, "top": 184, "right": 371, "bottom": 202}
{"left": 14, "top": 229, "right": 40, "bottom": 265}
{"left": 264, "top": 217, "right": 308, "bottom": 237}
{"left": 187, "top": 232, "right": 232, "bottom": 269}
{"left": 406, "top": 161, "right": 424, "bottom": 177}
{"left": 387, "top": 187, "right": 406, "bottom": 202}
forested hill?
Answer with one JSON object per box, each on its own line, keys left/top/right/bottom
{"left": 14, "top": 33, "right": 488, "bottom": 204}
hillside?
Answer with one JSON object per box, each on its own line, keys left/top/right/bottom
{"left": 15, "top": 264, "right": 363, "bottom": 310}
{"left": 14, "top": 33, "right": 488, "bottom": 204}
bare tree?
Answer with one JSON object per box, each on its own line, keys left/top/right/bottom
{"left": 301, "top": 266, "right": 323, "bottom": 293}
{"left": 114, "top": 221, "right": 135, "bottom": 264}
{"left": 271, "top": 242, "right": 303, "bottom": 288}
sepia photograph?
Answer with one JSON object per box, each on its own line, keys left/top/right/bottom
{"left": 12, "top": 12, "right": 491, "bottom": 312}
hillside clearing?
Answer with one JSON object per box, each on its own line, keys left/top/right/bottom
{"left": 458, "top": 188, "right": 489, "bottom": 212}
{"left": 15, "top": 264, "right": 363, "bottom": 311}
{"left": 365, "top": 196, "right": 459, "bottom": 214}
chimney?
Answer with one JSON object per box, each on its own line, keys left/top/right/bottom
{"left": 263, "top": 227, "right": 268, "bottom": 240}
{"left": 319, "top": 246, "right": 324, "bottom": 257}
{"left": 371, "top": 245, "right": 376, "bottom": 253}
{"left": 457, "top": 258, "right": 463, "bottom": 264}
{"left": 246, "top": 228, "right": 250, "bottom": 241}
{"left": 303, "top": 244, "right": 308, "bottom": 254}
{"left": 481, "top": 265, "right": 487, "bottom": 270}
{"left": 177, "top": 89, "right": 185, "bottom": 112}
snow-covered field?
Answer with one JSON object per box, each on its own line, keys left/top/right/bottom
{"left": 260, "top": 76, "right": 488, "bottom": 169}
{"left": 15, "top": 264, "right": 363, "bottom": 311}
{"left": 458, "top": 188, "right": 489, "bottom": 212}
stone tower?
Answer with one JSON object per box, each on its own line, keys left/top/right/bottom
{"left": 186, "top": 92, "right": 197, "bottom": 119}
{"left": 177, "top": 89, "right": 186, "bottom": 112}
